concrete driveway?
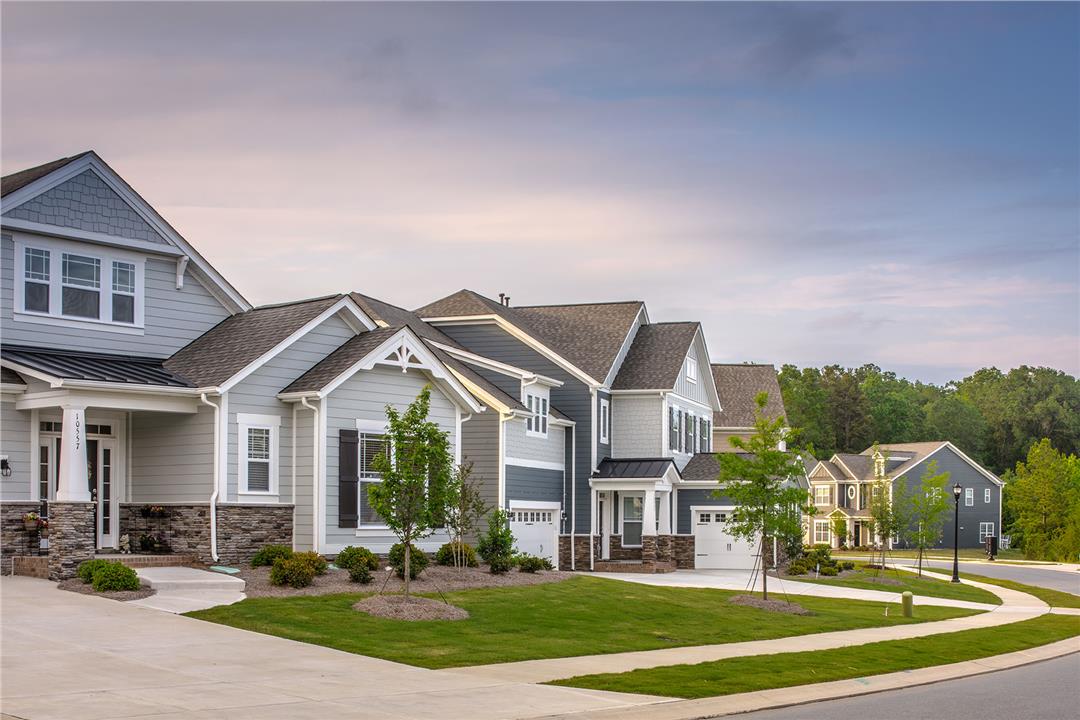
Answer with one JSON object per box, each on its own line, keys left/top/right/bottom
{"left": 602, "top": 569, "right": 996, "bottom": 611}
{"left": 0, "top": 577, "right": 661, "bottom": 720}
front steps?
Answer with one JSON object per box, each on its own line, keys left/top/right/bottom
{"left": 592, "top": 560, "right": 677, "bottom": 574}
{"left": 130, "top": 566, "right": 246, "bottom": 613}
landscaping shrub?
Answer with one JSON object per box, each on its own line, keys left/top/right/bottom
{"left": 293, "top": 551, "right": 328, "bottom": 575}
{"left": 840, "top": 561, "right": 856, "bottom": 571}
{"left": 436, "top": 541, "right": 478, "bottom": 568}
{"left": 516, "top": 554, "right": 552, "bottom": 573}
{"left": 819, "top": 564, "right": 839, "bottom": 576}
{"left": 389, "top": 542, "right": 429, "bottom": 579}
{"left": 478, "top": 509, "right": 515, "bottom": 574}
{"left": 91, "top": 562, "right": 141, "bottom": 592}
{"left": 785, "top": 561, "right": 808, "bottom": 576}
{"left": 269, "top": 556, "right": 316, "bottom": 588}
{"left": 77, "top": 558, "right": 111, "bottom": 584}
{"left": 336, "top": 546, "right": 379, "bottom": 573}
{"left": 251, "top": 544, "right": 294, "bottom": 568}
{"left": 348, "top": 564, "right": 373, "bottom": 584}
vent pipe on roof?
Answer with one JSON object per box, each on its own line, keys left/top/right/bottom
{"left": 498, "top": 293, "right": 510, "bottom": 307}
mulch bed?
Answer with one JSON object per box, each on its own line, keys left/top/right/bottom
{"left": 57, "top": 579, "right": 155, "bottom": 602}
{"left": 729, "top": 593, "right": 812, "bottom": 615}
{"left": 237, "top": 563, "right": 573, "bottom": 598}
{"left": 353, "top": 594, "right": 469, "bottom": 621}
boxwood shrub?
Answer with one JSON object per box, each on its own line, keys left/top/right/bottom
{"left": 91, "top": 562, "right": 141, "bottom": 592}
{"left": 77, "top": 558, "right": 112, "bottom": 584}
{"left": 251, "top": 544, "right": 294, "bottom": 568}
{"left": 336, "top": 545, "right": 379, "bottom": 573}
{"left": 293, "top": 551, "right": 328, "bottom": 575}
{"left": 435, "top": 542, "right": 478, "bottom": 568}
{"left": 389, "top": 542, "right": 429, "bottom": 579}
{"left": 269, "top": 556, "right": 316, "bottom": 588}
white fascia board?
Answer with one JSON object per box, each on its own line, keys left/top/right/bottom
{"left": 610, "top": 389, "right": 667, "bottom": 397}
{"left": 550, "top": 416, "right": 576, "bottom": 427}
{"left": 0, "top": 360, "right": 63, "bottom": 388}
{"left": 218, "top": 296, "right": 376, "bottom": 393}
{"left": 3, "top": 153, "right": 251, "bottom": 313}
{"left": 429, "top": 341, "right": 564, "bottom": 387}
{"left": 446, "top": 368, "right": 507, "bottom": 414}
{"left": 693, "top": 328, "right": 723, "bottom": 411}
{"left": 668, "top": 392, "right": 715, "bottom": 413}
{"left": 0, "top": 383, "right": 26, "bottom": 393}
{"left": 16, "top": 388, "right": 199, "bottom": 413}
{"left": 423, "top": 315, "right": 601, "bottom": 388}
{"left": 601, "top": 305, "right": 648, "bottom": 388}
{"left": 0, "top": 218, "right": 185, "bottom": 258}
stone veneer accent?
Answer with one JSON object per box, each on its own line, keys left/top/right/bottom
{"left": 558, "top": 534, "right": 599, "bottom": 569}
{"left": 12, "top": 556, "right": 48, "bottom": 578}
{"left": 607, "top": 534, "right": 642, "bottom": 561}
{"left": 1, "top": 502, "right": 42, "bottom": 575}
{"left": 119, "top": 503, "right": 293, "bottom": 565}
{"left": 48, "top": 502, "right": 96, "bottom": 580}
{"left": 674, "top": 534, "right": 696, "bottom": 568}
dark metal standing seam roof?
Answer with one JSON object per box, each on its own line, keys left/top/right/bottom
{"left": 593, "top": 458, "right": 679, "bottom": 480}
{"left": 1, "top": 345, "right": 193, "bottom": 387}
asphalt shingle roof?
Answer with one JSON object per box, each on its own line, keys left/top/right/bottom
{"left": 593, "top": 458, "right": 677, "bottom": 480}
{"left": 2, "top": 152, "right": 92, "bottom": 197}
{"left": 417, "top": 290, "right": 644, "bottom": 383}
{"left": 711, "top": 364, "right": 786, "bottom": 428}
{"left": 165, "top": 294, "right": 344, "bottom": 387}
{"left": 683, "top": 451, "right": 809, "bottom": 488}
{"left": 2, "top": 345, "right": 191, "bottom": 387}
{"left": 280, "top": 326, "right": 401, "bottom": 394}
{"left": 612, "top": 323, "right": 699, "bottom": 390}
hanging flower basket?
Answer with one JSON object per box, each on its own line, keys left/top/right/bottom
{"left": 22, "top": 512, "right": 40, "bottom": 532}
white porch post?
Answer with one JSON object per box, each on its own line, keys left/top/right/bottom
{"left": 659, "top": 491, "right": 671, "bottom": 534}
{"left": 643, "top": 488, "right": 657, "bottom": 536}
{"left": 56, "top": 404, "right": 91, "bottom": 502}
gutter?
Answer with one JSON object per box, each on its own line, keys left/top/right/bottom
{"left": 199, "top": 393, "right": 221, "bottom": 562}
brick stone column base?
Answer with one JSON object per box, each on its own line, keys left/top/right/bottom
{"left": 48, "top": 502, "right": 96, "bottom": 580}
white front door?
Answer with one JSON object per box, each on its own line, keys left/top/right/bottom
{"left": 509, "top": 505, "right": 559, "bottom": 567}
{"left": 693, "top": 508, "right": 759, "bottom": 570}
{"left": 89, "top": 438, "right": 118, "bottom": 549}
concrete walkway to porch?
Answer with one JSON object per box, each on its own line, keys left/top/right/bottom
{"left": 0, "top": 576, "right": 665, "bottom": 720}
{"left": 439, "top": 571, "right": 1047, "bottom": 684}
{"left": 128, "top": 566, "right": 247, "bottom": 614}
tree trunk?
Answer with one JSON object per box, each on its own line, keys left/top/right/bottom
{"left": 761, "top": 534, "right": 768, "bottom": 601}
{"left": 404, "top": 541, "right": 411, "bottom": 598}
{"left": 917, "top": 545, "right": 924, "bottom": 577}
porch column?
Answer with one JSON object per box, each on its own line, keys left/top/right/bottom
{"left": 643, "top": 488, "right": 657, "bottom": 536}
{"left": 56, "top": 404, "right": 91, "bottom": 502}
{"left": 658, "top": 491, "right": 671, "bottom": 534}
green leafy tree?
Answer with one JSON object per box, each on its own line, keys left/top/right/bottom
{"left": 901, "top": 460, "right": 950, "bottom": 576}
{"left": 715, "top": 392, "right": 815, "bottom": 600}
{"left": 866, "top": 446, "right": 908, "bottom": 571}
{"left": 831, "top": 515, "right": 849, "bottom": 549}
{"left": 1006, "top": 439, "right": 1080, "bottom": 561}
{"left": 444, "top": 461, "right": 489, "bottom": 571}
{"left": 779, "top": 365, "right": 836, "bottom": 456}
{"left": 367, "top": 386, "right": 454, "bottom": 597}
{"left": 821, "top": 365, "right": 872, "bottom": 452}
{"left": 924, "top": 394, "right": 989, "bottom": 463}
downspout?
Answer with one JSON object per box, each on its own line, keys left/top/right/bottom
{"left": 301, "top": 396, "right": 320, "bottom": 552}
{"left": 200, "top": 393, "right": 221, "bottom": 563}
{"left": 573, "top": 428, "right": 580, "bottom": 571}
{"left": 291, "top": 404, "right": 297, "bottom": 549}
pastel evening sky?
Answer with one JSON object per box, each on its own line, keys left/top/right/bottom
{"left": 2, "top": 2, "right": 1077, "bottom": 383}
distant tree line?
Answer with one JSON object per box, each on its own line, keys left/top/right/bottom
{"left": 778, "top": 364, "right": 1080, "bottom": 475}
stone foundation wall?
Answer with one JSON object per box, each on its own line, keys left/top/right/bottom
{"left": 12, "top": 555, "right": 48, "bottom": 578}
{"left": 1, "top": 502, "right": 42, "bottom": 575}
{"left": 558, "top": 534, "right": 599, "bottom": 569}
{"left": 674, "top": 534, "right": 696, "bottom": 568}
{"left": 608, "top": 535, "right": 642, "bottom": 561}
{"left": 48, "top": 502, "right": 96, "bottom": 580}
{"left": 119, "top": 503, "right": 293, "bottom": 565}
{"left": 216, "top": 505, "right": 293, "bottom": 565}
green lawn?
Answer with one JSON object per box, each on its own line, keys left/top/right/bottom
{"left": 187, "top": 576, "right": 977, "bottom": 669}
{"left": 779, "top": 565, "right": 1002, "bottom": 605}
{"left": 551, "top": 614, "right": 1080, "bottom": 698}
{"left": 958, "top": 571, "right": 1080, "bottom": 609}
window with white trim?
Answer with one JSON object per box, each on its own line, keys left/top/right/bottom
{"left": 526, "top": 393, "right": 549, "bottom": 437}
{"left": 15, "top": 236, "right": 144, "bottom": 327}
{"left": 984, "top": 488, "right": 991, "bottom": 504}
{"left": 979, "top": 522, "right": 995, "bottom": 541}
{"left": 814, "top": 485, "right": 830, "bottom": 506}
{"left": 686, "top": 356, "right": 697, "bottom": 383}
{"left": 600, "top": 398, "right": 610, "bottom": 444}
{"left": 814, "top": 520, "right": 831, "bottom": 544}
{"left": 671, "top": 409, "right": 681, "bottom": 453}
{"left": 238, "top": 414, "right": 279, "bottom": 496}
{"left": 358, "top": 429, "right": 390, "bottom": 526}
{"left": 965, "top": 487, "right": 973, "bottom": 507}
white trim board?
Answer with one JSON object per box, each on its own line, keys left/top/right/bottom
{"left": 505, "top": 457, "right": 565, "bottom": 472}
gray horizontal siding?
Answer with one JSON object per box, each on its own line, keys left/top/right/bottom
{"left": 3, "top": 169, "right": 168, "bottom": 244}
{"left": 1, "top": 234, "right": 231, "bottom": 356}
{"left": 461, "top": 408, "right": 500, "bottom": 518}
{"left": 323, "top": 365, "right": 458, "bottom": 551}
{"left": 293, "top": 406, "right": 316, "bottom": 551}
{"left": 130, "top": 405, "right": 215, "bottom": 504}
{"left": 437, "top": 323, "right": 593, "bottom": 533}
{"left": 226, "top": 314, "right": 354, "bottom": 503}
{"left": 506, "top": 465, "right": 563, "bottom": 505}
{"left": 1, "top": 398, "right": 32, "bottom": 501}
{"left": 504, "top": 416, "right": 564, "bottom": 466}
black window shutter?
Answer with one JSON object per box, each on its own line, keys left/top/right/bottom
{"left": 669, "top": 406, "right": 677, "bottom": 451}
{"left": 339, "top": 429, "right": 359, "bottom": 528}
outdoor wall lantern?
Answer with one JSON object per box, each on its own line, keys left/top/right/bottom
{"left": 0, "top": 456, "right": 11, "bottom": 478}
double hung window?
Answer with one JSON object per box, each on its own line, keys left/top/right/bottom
{"left": 526, "top": 393, "right": 549, "bottom": 437}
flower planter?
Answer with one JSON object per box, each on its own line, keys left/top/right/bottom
{"left": 23, "top": 520, "right": 38, "bottom": 532}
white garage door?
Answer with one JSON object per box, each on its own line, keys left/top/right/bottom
{"left": 509, "top": 507, "right": 558, "bottom": 567}
{"left": 693, "top": 509, "right": 759, "bottom": 570}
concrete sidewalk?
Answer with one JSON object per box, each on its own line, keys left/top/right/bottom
{"left": 440, "top": 573, "right": 1046, "bottom": 684}
{"left": 129, "top": 566, "right": 247, "bottom": 614}
{"left": 0, "top": 576, "right": 664, "bottom": 720}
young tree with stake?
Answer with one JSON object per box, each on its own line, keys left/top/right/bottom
{"left": 367, "top": 386, "right": 454, "bottom": 598}
{"left": 715, "top": 392, "right": 815, "bottom": 600}
{"left": 902, "top": 460, "right": 950, "bottom": 576}
{"left": 445, "top": 461, "right": 488, "bottom": 571}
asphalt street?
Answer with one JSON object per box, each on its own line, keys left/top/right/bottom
{"left": 914, "top": 559, "right": 1080, "bottom": 595}
{"left": 735, "top": 653, "right": 1080, "bottom": 720}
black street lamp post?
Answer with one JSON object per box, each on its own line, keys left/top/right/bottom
{"left": 951, "top": 483, "right": 963, "bottom": 583}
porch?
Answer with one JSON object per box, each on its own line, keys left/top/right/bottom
{"left": 586, "top": 458, "right": 683, "bottom": 573}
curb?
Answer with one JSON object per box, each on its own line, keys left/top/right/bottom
{"left": 546, "top": 637, "right": 1080, "bottom": 720}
